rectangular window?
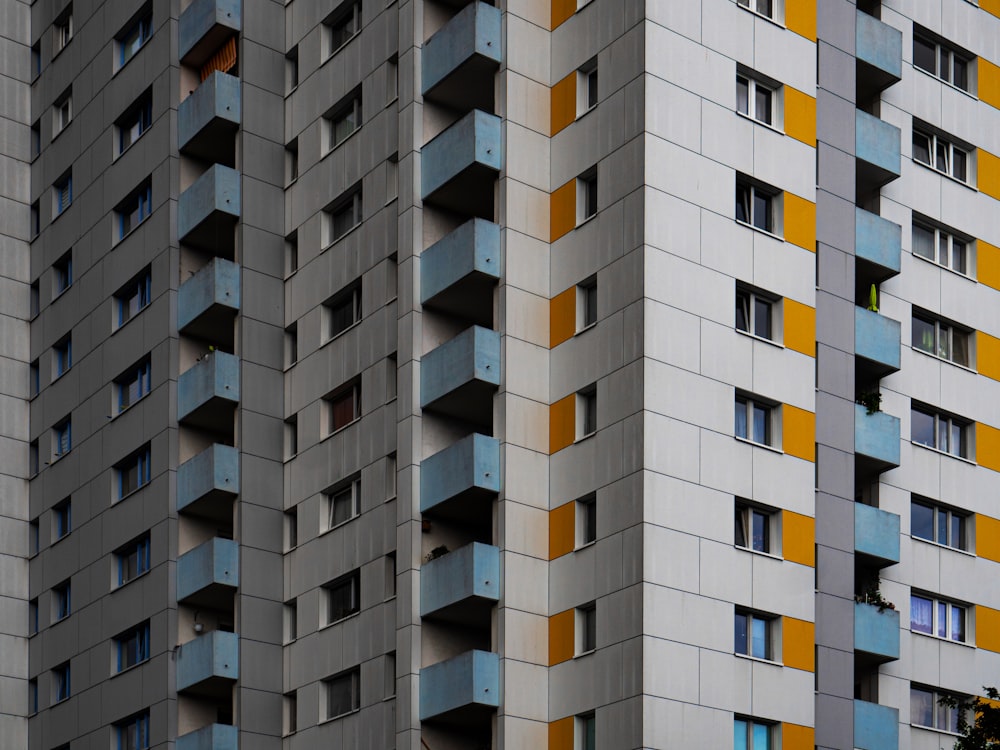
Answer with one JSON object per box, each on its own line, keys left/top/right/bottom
{"left": 117, "top": 446, "right": 152, "bottom": 499}
{"left": 734, "top": 610, "right": 773, "bottom": 660}
{"left": 29, "top": 598, "right": 38, "bottom": 634}
{"left": 53, "top": 662, "right": 71, "bottom": 702}
{"left": 116, "top": 535, "right": 151, "bottom": 586}
{"left": 285, "top": 232, "right": 298, "bottom": 277}
{"left": 285, "top": 139, "right": 298, "bottom": 185}
{"left": 31, "top": 120, "right": 40, "bottom": 159}
{"left": 31, "top": 42, "right": 40, "bottom": 81}
{"left": 324, "top": 478, "right": 360, "bottom": 530}
{"left": 117, "top": 93, "right": 153, "bottom": 154}
{"left": 324, "top": 668, "right": 361, "bottom": 719}
{"left": 913, "top": 31, "right": 971, "bottom": 92}
{"left": 116, "top": 181, "right": 153, "bottom": 239}
{"left": 53, "top": 90, "right": 72, "bottom": 136}
{"left": 115, "top": 622, "right": 150, "bottom": 671}
{"left": 577, "top": 58, "right": 598, "bottom": 116}
{"left": 384, "top": 552, "right": 396, "bottom": 599}
{"left": 577, "top": 170, "right": 598, "bottom": 224}
{"left": 736, "top": 286, "right": 774, "bottom": 340}
{"left": 577, "top": 494, "right": 597, "bottom": 547}
{"left": 29, "top": 440, "right": 39, "bottom": 477}
{"left": 735, "top": 501, "right": 773, "bottom": 553}
{"left": 737, "top": 74, "right": 776, "bottom": 127}
{"left": 283, "top": 691, "right": 297, "bottom": 735}
{"left": 386, "top": 453, "right": 397, "bottom": 500}
{"left": 325, "top": 190, "right": 363, "bottom": 245}
{"left": 53, "top": 499, "right": 71, "bottom": 541}
{"left": 912, "top": 221, "right": 969, "bottom": 275}
{"left": 386, "top": 57, "right": 398, "bottom": 104}
{"left": 54, "top": 580, "right": 71, "bottom": 621}
{"left": 325, "top": 2, "right": 361, "bottom": 56}
{"left": 910, "top": 685, "right": 964, "bottom": 733}
{"left": 284, "top": 509, "right": 297, "bottom": 551}
{"left": 737, "top": 0, "right": 775, "bottom": 19}
{"left": 30, "top": 201, "right": 39, "bottom": 238}
{"left": 54, "top": 252, "right": 72, "bottom": 295}
{"left": 327, "top": 91, "right": 362, "bottom": 150}
{"left": 29, "top": 521, "right": 39, "bottom": 556}
{"left": 325, "top": 383, "right": 361, "bottom": 434}
{"left": 54, "top": 173, "right": 72, "bottom": 215}
{"left": 386, "top": 156, "right": 398, "bottom": 203}
{"left": 28, "top": 679, "right": 37, "bottom": 714}
{"left": 576, "top": 713, "right": 596, "bottom": 750}
{"left": 577, "top": 603, "right": 597, "bottom": 654}
{"left": 910, "top": 405, "right": 969, "bottom": 458}
{"left": 736, "top": 179, "right": 775, "bottom": 233}
{"left": 286, "top": 47, "right": 298, "bottom": 93}
{"left": 284, "top": 599, "right": 297, "bottom": 644}
{"left": 54, "top": 11, "right": 73, "bottom": 52}
{"left": 54, "top": 336, "right": 72, "bottom": 377}
{"left": 911, "top": 497, "right": 967, "bottom": 551}
{"left": 115, "top": 269, "right": 152, "bottom": 327}
{"left": 29, "top": 359, "right": 39, "bottom": 398}
{"left": 577, "top": 386, "right": 597, "bottom": 439}
{"left": 54, "top": 418, "right": 72, "bottom": 458}
{"left": 734, "top": 718, "right": 772, "bottom": 750}
{"left": 323, "top": 283, "right": 362, "bottom": 340}
{"left": 384, "top": 652, "right": 396, "bottom": 698}
{"left": 115, "top": 710, "right": 150, "bottom": 750}
{"left": 385, "top": 353, "right": 397, "bottom": 402}
{"left": 911, "top": 312, "right": 971, "bottom": 367}
{"left": 913, "top": 127, "right": 969, "bottom": 183}
{"left": 324, "top": 571, "right": 360, "bottom": 625}
{"left": 116, "top": 359, "right": 151, "bottom": 412}
{"left": 578, "top": 278, "right": 598, "bottom": 330}
{"left": 735, "top": 394, "right": 773, "bottom": 446}
{"left": 284, "top": 416, "right": 297, "bottom": 459}
{"left": 910, "top": 593, "right": 967, "bottom": 642}
{"left": 117, "top": 11, "right": 152, "bottom": 68}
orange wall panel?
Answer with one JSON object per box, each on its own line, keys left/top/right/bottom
{"left": 783, "top": 405, "right": 816, "bottom": 462}
{"left": 549, "top": 717, "right": 574, "bottom": 750}
{"left": 551, "top": 73, "right": 576, "bottom": 135}
{"left": 782, "top": 723, "right": 815, "bottom": 750}
{"left": 551, "top": 180, "right": 576, "bottom": 243}
{"left": 976, "top": 422, "right": 1000, "bottom": 473}
{"left": 976, "top": 514, "right": 1000, "bottom": 563}
{"left": 550, "top": 394, "right": 576, "bottom": 454}
{"left": 550, "top": 287, "right": 576, "bottom": 348}
{"left": 983, "top": 0, "right": 1000, "bottom": 19}
{"left": 977, "top": 331, "right": 1000, "bottom": 382}
{"left": 782, "top": 617, "right": 815, "bottom": 671}
{"left": 551, "top": 0, "right": 575, "bottom": 29}
{"left": 549, "top": 609, "right": 575, "bottom": 665}
{"left": 979, "top": 240, "right": 1000, "bottom": 292}
{"left": 981, "top": 59, "right": 1000, "bottom": 110}
{"left": 783, "top": 299, "right": 816, "bottom": 357}
{"left": 549, "top": 501, "right": 575, "bottom": 559}
{"left": 976, "top": 605, "right": 1000, "bottom": 653}
{"left": 783, "top": 511, "right": 815, "bottom": 566}
{"left": 979, "top": 149, "right": 1000, "bottom": 201}
{"left": 784, "top": 193, "right": 816, "bottom": 251}
{"left": 785, "top": 0, "right": 817, "bottom": 41}
{"left": 784, "top": 87, "right": 817, "bottom": 147}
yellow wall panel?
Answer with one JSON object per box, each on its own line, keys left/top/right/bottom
{"left": 979, "top": 149, "right": 1000, "bottom": 201}
{"left": 978, "top": 240, "right": 1000, "bottom": 291}
{"left": 976, "top": 514, "right": 1000, "bottom": 563}
{"left": 981, "top": 59, "right": 1000, "bottom": 111}
{"left": 551, "top": 0, "right": 575, "bottom": 29}
{"left": 785, "top": 0, "right": 817, "bottom": 41}
{"left": 976, "top": 422, "right": 1000, "bottom": 473}
{"left": 983, "top": 0, "right": 1000, "bottom": 19}
{"left": 782, "top": 617, "right": 815, "bottom": 671}
{"left": 549, "top": 501, "right": 575, "bottom": 560}
{"left": 784, "top": 87, "right": 816, "bottom": 147}
{"left": 782, "top": 724, "right": 815, "bottom": 750}
{"left": 551, "top": 180, "right": 576, "bottom": 242}
{"left": 550, "top": 287, "right": 576, "bottom": 348}
{"left": 978, "top": 331, "right": 1000, "bottom": 382}
{"left": 784, "top": 193, "right": 816, "bottom": 251}
{"left": 551, "top": 73, "right": 576, "bottom": 136}
{"left": 549, "top": 717, "right": 574, "bottom": 750}
{"left": 976, "top": 605, "right": 1000, "bottom": 653}
{"left": 783, "top": 405, "right": 816, "bottom": 462}
{"left": 783, "top": 299, "right": 816, "bottom": 357}
{"left": 783, "top": 511, "right": 815, "bottom": 566}
{"left": 549, "top": 609, "right": 575, "bottom": 665}
{"left": 550, "top": 394, "right": 576, "bottom": 454}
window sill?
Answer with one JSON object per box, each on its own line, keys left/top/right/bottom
{"left": 911, "top": 346, "right": 976, "bottom": 375}
{"left": 112, "top": 45, "right": 149, "bottom": 79}
{"left": 912, "top": 535, "right": 975, "bottom": 558}
{"left": 734, "top": 544, "right": 783, "bottom": 562}
{"left": 911, "top": 251, "right": 975, "bottom": 282}
{"left": 736, "top": 110, "right": 784, "bottom": 136}
{"left": 111, "top": 393, "right": 150, "bottom": 420}
{"left": 52, "top": 285, "right": 71, "bottom": 302}
{"left": 573, "top": 648, "right": 595, "bottom": 659}
{"left": 913, "top": 67, "right": 977, "bottom": 101}
{"left": 51, "top": 532, "right": 71, "bottom": 547}
{"left": 114, "top": 569, "right": 151, "bottom": 590}
{"left": 910, "top": 441, "right": 975, "bottom": 465}
{"left": 51, "top": 124, "right": 70, "bottom": 142}
{"left": 114, "top": 130, "right": 149, "bottom": 162}
{"left": 51, "top": 207, "right": 69, "bottom": 223}
{"left": 283, "top": 452, "right": 297, "bottom": 464}
{"left": 912, "top": 158, "right": 976, "bottom": 191}
{"left": 575, "top": 214, "right": 597, "bottom": 231}
{"left": 737, "top": 5, "right": 785, "bottom": 29}
{"left": 575, "top": 103, "right": 597, "bottom": 123}
{"left": 575, "top": 540, "right": 596, "bottom": 552}
{"left": 319, "top": 515, "right": 359, "bottom": 536}
{"left": 115, "top": 216, "right": 150, "bottom": 246}
{"left": 321, "top": 417, "right": 361, "bottom": 442}
{"left": 735, "top": 219, "right": 783, "bottom": 243}
{"left": 319, "top": 707, "right": 361, "bottom": 725}
{"left": 735, "top": 328, "right": 784, "bottom": 349}
{"left": 734, "top": 436, "right": 783, "bottom": 454}
{"left": 319, "top": 611, "right": 361, "bottom": 631}
{"left": 575, "top": 321, "right": 597, "bottom": 337}
{"left": 910, "top": 723, "right": 963, "bottom": 737}
{"left": 320, "top": 319, "right": 362, "bottom": 348}
{"left": 574, "top": 430, "right": 597, "bottom": 444}
{"left": 734, "top": 653, "right": 782, "bottom": 667}
{"left": 322, "top": 34, "right": 360, "bottom": 68}
{"left": 111, "top": 659, "right": 148, "bottom": 678}
{"left": 323, "top": 221, "right": 362, "bottom": 251}
{"left": 51, "top": 451, "right": 71, "bottom": 464}
{"left": 111, "top": 308, "right": 148, "bottom": 336}
{"left": 116, "top": 484, "right": 150, "bottom": 504}
{"left": 910, "top": 630, "right": 975, "bottom": 648}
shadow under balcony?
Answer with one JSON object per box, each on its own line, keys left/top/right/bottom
{"left": 177, "top": 444, "right": 239, "bottom": 520}
{"left": 176, "top": 630, "right": 238, "bottom": 697}
{"left": 420, "top": 433, "right": 500, "bottom": 524}
{"left": 178, "top": 71, "right": 241, "bottom": 165}
{"left": 421, "top": 542, "right": 499, "bottom": 626}
{"left": 177, "top": 351, "right": 240, "bottom": 431}
{"left": 421, "top": 110, "right": 501, "bottom": 219}
{"left": 178, "top": 258, "right": 240, "bottom": 342}
{"left": 178, "top": 164, "right": 240, "bottom": 257}
{"left": 177, "top": 537, "right": 239, "bottom": 608}
{"left": 422, "top": 1, "right": 502, "bottom": 112}
{"left": 421, "top": 218, "right": 500, "bottom": 327}
{"left": 420, "top": 649, "right": 499, "bottom": 725}
{"left": 179, "top": 0, "right": 241, "bottom": 68}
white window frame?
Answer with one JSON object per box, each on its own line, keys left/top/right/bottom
{"left": 910, "top": 685, "right": 967, "bottom": 734}
{"left": 734, "top": 609, "right": 779, "bottom": 661}
{"left": 324, "top": 190, "right": 363, "bottom": 246}
{"left": 575, "top": 603, "right": 596, "bottom": 655}
{"left": 575, "top": 712, "right": 596, "bottom": 750}
{"left": 912, "top": 128, "right": 970, "bottom": 184}
{"left": 325, "top": 93, "right": 362, "bottom": 152}
{"left": 576, "top": 58, "right": 598, "bottom": 117}
{"left": 735, "top": 285, "right": 779, "bottom": 342}
{"left": 910, "top": 406, "right": 970, "bottom": 459}
{"left": 734, "top": 500, "right": 778, "bottom": 555}
{"left": 323, "top": 2, "right": 361, "bottom": 59}
{"left": 735, "top": 394, "right": 776, "bottom": 447}
{"left": 53, "top": 95, "right": 72, "bottom": 137}
{"left": 324, "top": 668, "right": 361, "bottom": 720}
{"left": 911, "top": 311, "right": 972, "bottom": 368}
{"left": 323, "top": 571, "right": 361, "bottom": 626}
{"left": 576, "top": 493, "right": 597, "bottom": 548}
{"left": 736, "top": 180, "right": 779, "bottom": 235}
{"left": 54, "top": 13, "right": 73, "bottom": 53}
{"left": 576, "top": 277, "right": 597, "bottom": 332}
{"left": 576, "top": 170, "right": 597, "bottom": 225}
{"left": 324, "top": 478, "right": 360, "bottom": 531}
{"left": 322, "top": 283, "right": 362, "bottom": 342}
{"left": 911, "top": 221, "right": 971, "bottom": 276}
{"left": 283, "top": 416, "right": 297, "bottom": 459}
{"left": 737, "top": 0, "right": 782, "bottom": 23}
{"left": 913, "top": 32, "right": 972, "bottom": 93}
{"left": 910, "top": 593, "right": 968, "bottom": 643}
{"left": 736, "top": 73, "right": 780, "bottom": 129}
{"left": 576, "top": 386, "right": 597, "bottom": 440}
{"left": 910, "top": 497, "right": 969, "bottom": 552}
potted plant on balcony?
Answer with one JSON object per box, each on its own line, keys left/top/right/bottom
{"left": 857, "top": 390, "right": 882, "bottom": 415}
{"left": 856, "top": 583, "right": 895, "bottom": 613}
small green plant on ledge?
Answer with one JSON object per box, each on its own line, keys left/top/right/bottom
{"left": 857, "top": 390, "right": 882, "bottom": 415}
{"left": 856, "top": 584, "right": 895, "bottom": 613}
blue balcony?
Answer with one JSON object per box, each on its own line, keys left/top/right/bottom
{"left": 855, "top": 503, "right": 900, "bottom": 567}
{"left": 422, "top": 109, "right": 501, "bottom": 219}
{"left": 855, "top": 307, "right": 900, "bottom": 377}
{"left": 856, "top": 208, "right": 901, "bottom": 281}
{"left": 177, "top": 444, "right": 239, "bottom": 520}
{"left": 421, "top": 219, "right": 500, "bottom": 327}
{"left": 856, "top": 10, "right": 902, "bottom": 97}
{"left": 178, "top": 258, "right": 240, "bottom": 340}
{"left": 177, "top": 538, "right": 239, "bottom": 607}
{"left": 176, "top": 630, "right": 238, "bottom": 695}
{"left": 179, "top": 0, "right": 241, "bottom": 68}
{"left": 854, "top": 601, "right": 900, "bottom": 663}
{"left": 178, "top": 351, "right": 240, "bottom": 430}
{"left": 421, "top": 326, "right": 500, "bottom": 424}
{"left": 421, "top": 434, "right": 500, "bottom": 521}
{"left": 176, "top": 724, "right": 238, "bottom": 750}
{"left": 179, "top": 72, "right": 241, "bottom": 163}
{"left": 854, "top": 699, "right": 899, "bottom": 750}
{"left": 420, "top": 650, "right": 499, "bottom": 723}
{"left": 856, "top": 109, "right": 901, "bottom": 190}
{"left": 423, "top": 2, "right": 502, "bottom": 112}
{"left": 855, "top": 403, "right": 900, "bottom": 477}
{"left": 178, "top": 165, "right": 240, "bottom": 256}
{"left": 421, "top": 542, "right": 499, "bottom": 624}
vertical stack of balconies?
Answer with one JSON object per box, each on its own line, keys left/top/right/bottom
{"left": 852, "top": 7, "right": 903, "bottom": 748}
{"left": 175, "top": 0, "right": 242, "bottom": 746}
{"left": 417, "top": 2, "right": 503, "bottom": 747}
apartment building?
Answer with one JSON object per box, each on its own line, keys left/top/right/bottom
{"left": 2, "top": 0, "right": 1000, "bottom": 749}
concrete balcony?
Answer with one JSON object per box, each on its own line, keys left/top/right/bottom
{"left": 176, "top": 630, "right": 238, "bottom": 696}
{"left": 855, "top": 503, "right": 900, "bottom": 568}
{"left": 422, "top": 2, "right": 502, "bottom": 112}
{"left": 421, "top": 433, "right": 500, "bottom": 521}
{"left": 179, "top": 0, "right": 241, "bottom": 68}
{"left": 856, "top": 207, "right": 901, "bottom": 281}
{"left": 855, "top": 404, "right": 900, "bottom": 478}
{"left": 176, "top": 724, "right": 238, "bottom": 750}
{"left": 856, "top": 10, "right": 902, "bottom": 99}
{"left": 854, "top": 699, "right": 899, "bottom": 750}
{"left": 178, "top": 258, "right": 240, "bottom": 340}
{"left": 177, "top": 444, "right": 239, "bottom": 520}
{"left": 421, "top": 219, "right": 500, "bottom": 327}
{"left": 421, "top": 326, "right": 500, "bottom": 425}
{"left": 178, "top": 164, "right": 240, "bottom": 256}
{"left": 178, "top": 351, "right": 240, "bottom": 430}
{"left": 420, "top": 650, "right": 499, "bottom": 723}
{"left": 421, "top": 542, "right": 499, "bottom": 625}
{"left": 856, "top": 109, "right": 901, "bottom": 191}
{"left": 421, "top": 109, "right": 501, "bottom": 219}
{"left": 855, "top": 601, "right": 900, "bottom": 663}
{"left": 177, "top": 538, "right": 239, "bottom": 607}
{"left": 178, "top": 72, "right": 241, "bottom": 163}
{"left": 855, "top": 307, "right": 900, "bottom": 378}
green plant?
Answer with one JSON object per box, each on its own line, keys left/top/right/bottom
{"left": 939, "top": 687, "right": 1000, "bottom": 749}
{"left": 856, "top": 584, "right": 895, "bottom": 613}
{"left": 867, "top": 283, "right": 879, "bottom": 312}
{"left": 857, "top": 390, "right": 882, "bottom": 415}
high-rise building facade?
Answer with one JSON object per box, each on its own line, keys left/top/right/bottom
{"left": 4, "top": 0, "right": 1000, "bottom": 749}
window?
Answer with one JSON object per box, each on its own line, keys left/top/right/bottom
{"left": 577, "top": 58, "right": 598, "bottom": 116}
{"left": 30, "top": 201, "right": 40, "bottom": 239}
{"left": 326, "top": 91, "right": 362, "bottom": 150}
{"left": 54, "top": 252, "right": 72, "bottom": 295}
{"left": 324, "top": 571, "right": 360, "bottom": 625}
{"left": 115, "top": 710, "right": 150, "bottom": 750}
{"left": 384, "top": 552, "right": 396, "bottom": 599}
{"left": 735, "top": 502, "right": 774, "bottom": 553}
{"left": 283, "top": 691, "right": 297, "bottom": 736}
{"left": 117, "top": 93, "right": 153, "bottom": 154}
{"left": 115, "top": 622, "right": 150, "bottom": 672}
{"left": 577, "top": 494, "right": 597, "bottom": 547}
{"left": 283, "top": 599, "right": 297, "bottom": 643}
{"left": 116, "top": 359, "right": 151, "bottom": 412}
{"left": 117, "top": 446, "right": 152, "bottom": 499}
{"left": 577, "top": 603, "right": 596, "bottom": 654}
{"left": 29, "top": 440, "right": 39, "bottom": 477}
{"left": 912, "top": 312, "right": 971, "bottom": 367}
{"left": 323, "top": 284, "right": 362, "bottom": 340}
{"left": 325, "top": 383, "right": 361, "bottom": 434}
{"left": 384, "top": 652, "right": 396, "bottom": 698}
{"left": 53, "top": 499, "right": 71, "bottom": 541}
{"left": 285, "top": 46, "right": 298, "bottom": 92}
{"left": 737, "top": 73, "right": 777, "bottom": 127}
{"left": 911, "top": 593, "right": 967, "bottom": 642}
{"left": 912, "top": 221, "right": 969, "bottom": 275}
{"left": 577, "top": 386, "right": 597, "bottom": 439}
{"left": 53, "top": 418, "right": 72, "bottom": 458}
{"left": 324, "top": 668, "right": 361, "bottom": 719}
{"left": 116, "top": 535, "right": 151, "bottom": 586}
{"left": 53, "top": 662, "right": 71, "bottom": 702}
{"left": 284, "top": 416, "right": 297, "bottom": 459}
{"left": 913, "top": 31, "right": 970, "bottom": 92}
{"left": 386, "top": 57, "right": 398, "bottom": 104}
{"left": 736, "top": 179, "right": 775, "bottom": 233}
{"left": 386, "top": 156, "right": 398, "bottom": 203}
{"left": 578, "top": 278, "right": 597, "bottom": 331}
{"left": 30, "top": 281, "right": 39, "bottom": 318}
{"left": 734, "top": 610, "right": 774, "bottom": 660}
{"left": 54, "top": 10, "right": 73, "bottom": 52}
{"left": 735, "top": 394, "right": 773, "bottom": 446}
{"left": 54, "top": 173, "right": 72, "bottom": 216}
{"left": 325, "top": 189, "right": 363, "bottom": 245}
{"left": 29, "top": 520, "right": 39, "bottom": 556}
{"left": 285, "top": 232, "right": 298, "bottom": 277}
{"left": 31, "top": 42, "right": 40, "bottom": 80}
{"left": 116, "top": 181, "right": 153, "bottom": 239}
{"left": 911, "top": 405, "right": 969, "bottom": 458}
{"left": 911, "top": 686, "right": 965, "bottom": 733}
{"left": 386, "top": 453, "right": 397, "bottom": 500}
{"left": 117, "top": 11, "right": 152, "bottom": 68}
{"left": 115, "top": 269, "right": 152, "bottom": 326}
{"left": 31, "top": 120, "right": 40, "bottom": 158}
{"left": 385, "top": 353, "right": 397, "bottom": 402}
{"left": 54, "top": 580, "right": 71, "bottom": 621}
{"left": 29, "top": 598, "right": 38, "bottom": 634}
{"left": 324, "top": 478, "right": 360, "bottom": 530}
{"left": 54, "top": 336, "right": 72, "bottom": 377}
{"left": 736, "top": 286, "right": 774, "bottom": 340}
{"left": 577, "top": 170, "right": 597, "bottom": 224}
{"left": 911, "top": 498, "right": 967, "bottom": 551}
{"left": 285, "top": 139, "right": 298, "bottom": 184}
{"left": 576, "top": 713, "right": 596, "bottom": 750}
{"left": 734, "top": 718, "right": 773, "bottom": 750}
{"left": 28, "top": 679, "right": 37, "bottom": 714}
{"left": 53, "top": 90, "right": 72, "bottom": 136}
{"left": 284, "top": 509, "right": 297, "bottom": 551}
{"left": 324, "top": 2, "right": 361, "bottom": 57}
{"left": 913, "top": 127, "right": 968, "bottom": 183}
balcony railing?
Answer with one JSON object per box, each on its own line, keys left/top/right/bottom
{"left": 855, "top": 403, "right": 900, "bottom": 476}
{"left": 856, "top": 10, "right": 902, "bottom": 97}
{"left": 422, "top": 1, "right": 502, "bottom": 111}
{"left": 854, "top": 600, "right": 900, "bottom": 663}
{"left": 178, "top": 72, "right": 241, "bottom": 163}
{"left": 177, "top": 444, "right": 239, "bottom": 519}
{"left": 856, "top": 207, "right": 901, "bottom": 280}
{"left": 855, "top": 503, "right": 900, "bottom": 567}
{"left": 421, "top": 542, "right": 500, "bottom": 624}
{"left": 179, "top": 0, "right": 241, "bottom": 68}
{"left": 421, "top": 109, "right": 501, "bottom": 219}
{"left": 421, "top": 218, "right": 500, "bottom": 327}
{"left": 419, "top": 650, "right": 499, "bottom": 722}
{"left": 176, "top": 630, "right": 238, "bottom": 695}
{"left": 178, "top": 351, "right": 240, "bottom": 429}
{"left": 421, "top": 326, "right": 500, "bottom": 424}
{"left": 176, "top": 724, "right": 238, "bottom": 750}
{"left": 854, "top": 698, "right": 899, "bottom": 750}
{"left": 177, "top": 537, "right": 239, "bottom": 607}
{"left": 178, "top": 258, "right": 240, "bottom": 339}
{"left": 856, "top": 109, "right": 901, "bottom": 190}
{"left": 178, "top": 164, "right": 240, "bottom": 256}
{"left": 855, "top": 306, "right": 900, "bottom": 377}
{"left": 421, "top": 434, "right": 500, "bottom": 520}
